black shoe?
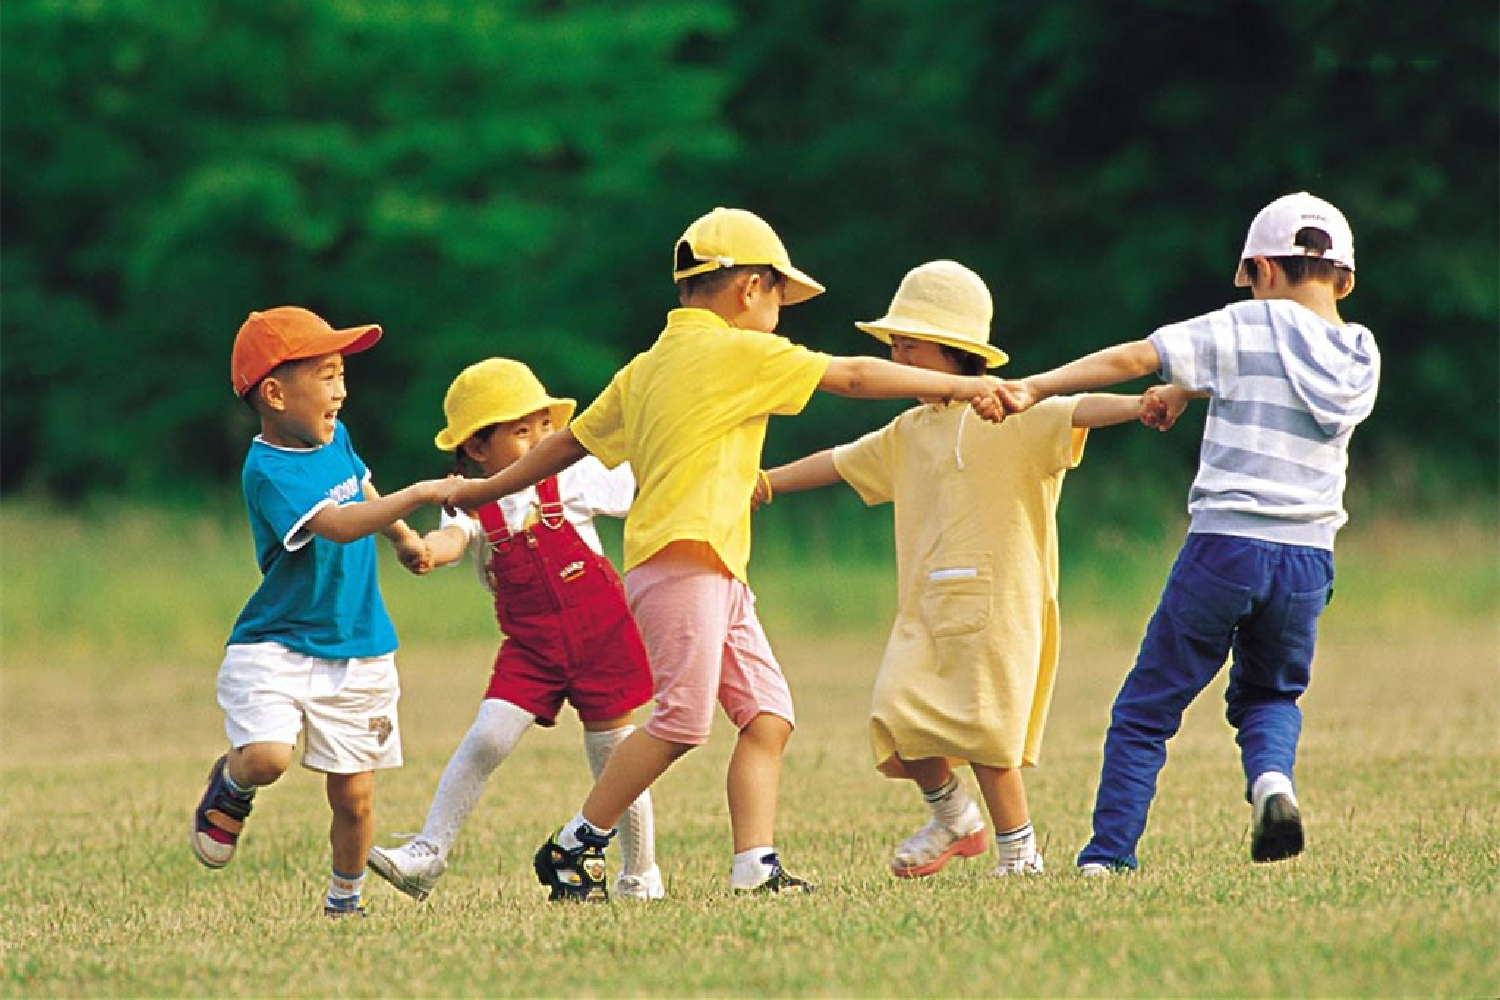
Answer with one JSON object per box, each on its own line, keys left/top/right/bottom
{"left": 534, "top": 826, "right": 611, "bottom": 903}
{"left": 1251, "top": 793, "right": 1304, "bottom": 863}
{"left": 737, "top": 853, "right": 815, "bottom": 895}
{"left": 324, "top": 900, "right": 367, "bottom": 918}
{"left": 191, "top": 755, "right": 253, "bottom": 869}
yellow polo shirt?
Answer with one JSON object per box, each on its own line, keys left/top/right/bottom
{"left": 572, "top": 308, "right": 829, "bottom": 581}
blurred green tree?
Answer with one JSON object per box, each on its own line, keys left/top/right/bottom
{"left": 2, "top": 0, "right": 736, "bottom": 496}
{"left": 2, "top": 0, "right": 1495, "bottom": 507}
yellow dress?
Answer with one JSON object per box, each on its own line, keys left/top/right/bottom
{"left": 832, "top": 397, "right": 1087, "bottom": 769}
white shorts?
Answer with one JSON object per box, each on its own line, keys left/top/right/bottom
{"left": 217, "top": 642, "right": 403, "bottom": 774}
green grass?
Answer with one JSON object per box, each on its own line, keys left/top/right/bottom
{"left": 1, "top": 501, "right": 1497, "bottom": 997}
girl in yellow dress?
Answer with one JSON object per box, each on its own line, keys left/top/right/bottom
{"left": 760, "top": 260, "right": 1151, "bottom": 877}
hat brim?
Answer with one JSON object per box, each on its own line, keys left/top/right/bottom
{"left": 434, "top": 399, "right": 576, "bottom": 452}
{"left": 856, "top": 320, "right": 1008, "bottom": 368}
{"left": 774, "top": 263, "right": 825, "bottom": 306}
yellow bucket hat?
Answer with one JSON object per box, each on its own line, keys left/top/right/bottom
{"left": 434, "top": 359, "right": 576, "bottom": 451}
{"left": 672, "top": 207, "right": 826, "bottom": 305}
{"left": 856, "top": 260, "right": 1008, "bottom": 368}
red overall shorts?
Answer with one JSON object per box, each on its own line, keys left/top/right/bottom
{"left": 475, "top": 476, "right": 652, "bottom": 726}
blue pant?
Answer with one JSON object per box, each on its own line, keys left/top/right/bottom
{"left": 1077, "top": 533, "right": 1334, "bottom": 870}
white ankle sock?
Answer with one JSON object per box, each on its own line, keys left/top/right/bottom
{"left": 730, "top": 847, "right": 776, "bottom": 889}
{"left": 558, "top": 812, "right": 613, "bottom": 851}
{"left": 1251, "top": 772, "right": 1297, "bottom": 810}
{"left": 327, "top": 867, "right": 365, "bottom": 907}
{"left": 419, "top": 699, "right": 533, "bottom": 858}
{"left": 994, "top": 821, "right": 1036, "bottom": 864}
{"left": 585, "top": 726, "right": 656, "bottom": 877}
{"left": 922, "top": 776, "right": 975, "bottom": 830}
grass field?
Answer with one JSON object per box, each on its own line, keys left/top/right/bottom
{"left": 1, "top": 502, "right": 1497, "bottom": 998}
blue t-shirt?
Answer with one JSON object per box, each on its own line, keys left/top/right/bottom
{"left": 228, "top": 421, "right": 399, "bottom": 658}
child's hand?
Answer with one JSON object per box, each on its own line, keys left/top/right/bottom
{"left": 996, "top": 379, "right": 1039, "bottom": 415}
{"left": 751, "top": 471, "right": 772, "bottom": 512}
{"left": 967, "top": 375, "right": 1008, "bottom": 423}
{"left": 395, "top": 536, "right": 434, "bottom": 575}
{"left": 445, "top": 477, "right": 483, "bottom": 515}
{"left": 1141, "top": 385, "right": 1194, "bottom": 432}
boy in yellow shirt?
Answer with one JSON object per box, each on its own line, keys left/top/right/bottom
{"left": 447, "top": 208, "right": 1005, "bottom": 900}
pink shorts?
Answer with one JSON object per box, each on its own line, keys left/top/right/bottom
{"left": 624, "top": 543, "right": 794, "bottom": 745}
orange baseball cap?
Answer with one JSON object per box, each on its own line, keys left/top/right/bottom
{"left": 231, "top": 306, "right": 383, "bottom": 397}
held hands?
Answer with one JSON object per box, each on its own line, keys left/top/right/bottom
{"left": 1141, "top": 385, "right": 1195, "bottom": 432}
{"left": 444, "top": 477, "right": 488, "bottom": 515}
{"left": 968, "top": 376, "right": 1038, "bottom": 424}
{"left": 393, "top": 533, "right": 434, "bottom": 575}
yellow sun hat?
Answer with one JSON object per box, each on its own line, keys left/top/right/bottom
{"left": 855, "top": 260, "right": 1008, "bottom": 367}
{"left": 672, "top": 207, "right": 826, "bottom": 305}
{"left": 433, "top": 359, "right": 576, "bottom": 451}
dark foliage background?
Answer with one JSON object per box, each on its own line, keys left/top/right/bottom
{"left": 4, "top": 0, "right": 1495, "bottom": 507}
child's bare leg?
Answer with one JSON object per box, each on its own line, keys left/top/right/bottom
{"left": 896, "top": 756, "right": 955, "bottom": 794}
{"left": 228, "top": 742, "right": 293, "bottom": 789}
{"left": 972, "top": 763, "right": 1040, "bottom": 871}
{"left": 971, "top": 764, "right": 1029, "bottom": 831}
{"left": 326, "top": 770, "right": 375, "bottom": 909}
{"left": 583, "top": 714, "right": 658, "bottom": 885}
{"left": 579, "top": 727, "right": 688, "bottom": 830}
{"left": 726, "top": 712, "right": 791, "bottom": 852}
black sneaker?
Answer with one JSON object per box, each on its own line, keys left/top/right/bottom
{"left": 191, "top": 755, "right": 253, "bottom": 869}
{"left": 737, "top": 853, "right": 815, "bottom": 895}
{"left": 534, "top": 826, "right": 612, "bottom": 903}
{"left": 1251, "top": 792, "right": 1304, "bottom": 863}
{"left": 324, "top": 900, "right": 367, "bottom": 918}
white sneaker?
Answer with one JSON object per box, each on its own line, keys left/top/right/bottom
{"left": 368, "top": 839, "right": 446, "bottom": 901}
{"left": 615, "top": 865, "right": 666, "bottom": 900}
{"left": 991, "top": 850, "right": 1044, "bottom": 876}
{"left": 891, "top": 800, "right": 989, "bottom": 878}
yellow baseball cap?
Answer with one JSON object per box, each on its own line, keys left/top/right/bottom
{"left": 856, "top": 260, "right": 1008, "bottom": 368}
{"left": 434, "top": 359, "right": 576, "bottom": 451}
{"left": 672, "top": 207, "right": 826, "bottom": 305}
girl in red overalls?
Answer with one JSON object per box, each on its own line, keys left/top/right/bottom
{"left": 369, "top": 359, "right": 660, "bottom": 902}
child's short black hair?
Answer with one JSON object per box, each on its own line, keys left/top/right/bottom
{"left": 675, "top": 242, "right": 782, "bottom": 300}
{"left": 1243, "top": 226, "right": 1354, "bottom": 291}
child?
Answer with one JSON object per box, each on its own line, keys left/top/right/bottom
{"left": 988, "top": 192, "right": 1380, "bottom": 871}
{"left": 758, "top": 260, "right": 1145, "bottom": 879}
{"left": 192, "top": 306, "right": 455, "bottom": 916}
{"left": 446, "top": 208, "right": 1006, "bottom": 901}
{"left": 367, "top": 358, "right": 663, "bottom": 902}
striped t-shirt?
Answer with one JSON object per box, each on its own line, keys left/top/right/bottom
{"left": 1149, "top": 298, "right": 1380, "bottom": 550}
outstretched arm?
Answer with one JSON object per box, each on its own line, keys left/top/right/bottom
{"left": 307, "top": 476, "right": 453, "bottom": 545}
{"left": 820, "top": 356, "right": 1000, "bottom": 414}
{"left": 1070, "top": 394, "right": 1146, "bottom": 429}
{"left": 756, "top": 450, "right": 842, "bottom": 509}
{"left": 990, "top": 340, "right": 1162, "bottom": 417}
{"left": 447, "top": 427, "right": 589, "bottom": 512}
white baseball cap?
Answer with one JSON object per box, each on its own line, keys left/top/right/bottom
{"left": 1234, "top": 192, "right": 1355, "bottom": 287}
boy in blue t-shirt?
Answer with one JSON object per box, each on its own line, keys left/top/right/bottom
{"left": 192, "top": 306, "right": 454, "bottom": 916}
{"left": 989, "top": 193, "right": 1379, "bottom": 872}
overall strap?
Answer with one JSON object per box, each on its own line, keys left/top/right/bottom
{"left": 535, "top": 476, "right": 567, "bottom": 530}
{"left": 474, "top": 502, "right": 513, "bottom": 547}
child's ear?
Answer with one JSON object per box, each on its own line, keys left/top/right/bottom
{"left": 257, "top": 377, "right": 287, "bottom": 412}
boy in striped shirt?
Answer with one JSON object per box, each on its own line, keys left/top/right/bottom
{"left": 988, "top": 192, "right": 1379, "bottom": 872}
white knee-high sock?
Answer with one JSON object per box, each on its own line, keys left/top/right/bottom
{"left": 418, "top": 699, "right": 533, "bottom": 857}
{"left": 584, "top": 726, "right": 656, "bottom": 877}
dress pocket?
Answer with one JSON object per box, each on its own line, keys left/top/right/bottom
{"left": 920, "top": 564, "right": 993, "bottom": 638}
